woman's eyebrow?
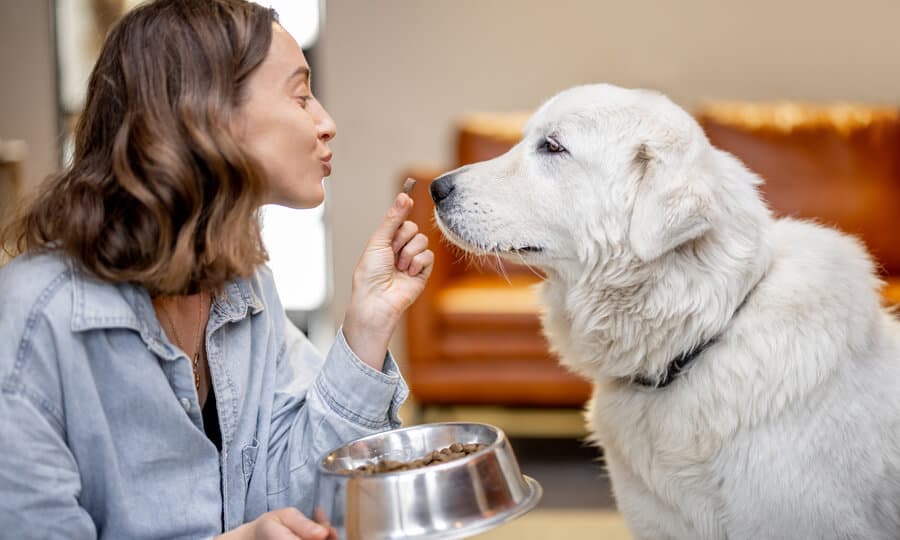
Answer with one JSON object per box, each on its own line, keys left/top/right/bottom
{"left": 286, "top": 66, "right": 310, "bottom": 85}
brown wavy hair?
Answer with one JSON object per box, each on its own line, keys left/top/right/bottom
{"left": 2, "top": 0, "right": 277, "bottom": 295}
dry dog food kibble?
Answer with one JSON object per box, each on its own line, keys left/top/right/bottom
{"left": 340, "top": 443, "right": 487, "bottom": 475}
{"left": 402, "top": 177, "right": 416, "bottom": 194}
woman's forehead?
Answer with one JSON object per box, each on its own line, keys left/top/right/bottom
{"left": 261, "top": 24, "right": 309, "bottom": 83}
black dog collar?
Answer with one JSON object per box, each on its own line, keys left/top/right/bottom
{"left": 630, "top": 277, "right": 762, "bottom": 389}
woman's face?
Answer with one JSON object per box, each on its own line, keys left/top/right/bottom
{"left": 236, "top": 24, "right": 336, "bottom": 208}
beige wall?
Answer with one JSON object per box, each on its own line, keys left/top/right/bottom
{"left": 3, "top": 0, "right": 899, "bottom": 361}
{"left": 0, "top": 0, "right": 58, "bottom": 192}
{"left": 318, "top": 0, "right": 900, "bottom": 359}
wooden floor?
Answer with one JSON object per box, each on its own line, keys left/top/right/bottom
{"left": 474, "top": 509, "right": 632, "bottom": 539}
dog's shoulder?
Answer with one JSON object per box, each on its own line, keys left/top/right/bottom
{"left": 718, "top": 217, "right": 886, "bottom": 410}
{"left": 762, "top": 218, "right": 882, "bottom": 314}
{"left": 741, "top": 217, "right": 883, "bottom": 346}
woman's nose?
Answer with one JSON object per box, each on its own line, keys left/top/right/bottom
{"left": 316, "top": 103, "right": 336, "bottom": 141}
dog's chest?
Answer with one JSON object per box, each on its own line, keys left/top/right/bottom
{"left": 589, "top": 388, "right": 724, "bottom": 464}
{"left": 536, "top": 281, "right": 612, "bottom": 377}
{"left": 587, "top": 390, "right": 729, "bottom": 536}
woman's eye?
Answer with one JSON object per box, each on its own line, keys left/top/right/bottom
{"left": 295, "top": 95, "right": 312, "bottom": 107}
{"left": 541, "top": 136, "right": 566, "bottom": 153}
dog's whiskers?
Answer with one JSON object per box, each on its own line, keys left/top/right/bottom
{"left": 492, "top": 249, "right": 512, "bottom": 285}
{"left": 514, "top": 250, "right": 545, "bottom": 280}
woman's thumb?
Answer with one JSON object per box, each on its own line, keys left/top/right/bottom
{"left": 370, "top": 193, "right": 413, "bottom": 245}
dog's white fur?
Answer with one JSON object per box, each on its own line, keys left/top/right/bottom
{"left": 433, "top": 84, "right": 900, "bottom": 539}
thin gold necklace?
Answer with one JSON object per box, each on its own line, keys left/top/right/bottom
{"left": 158, "top": 292, "right": 206, "bottom": 395}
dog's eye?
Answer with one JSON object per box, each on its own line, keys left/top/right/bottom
{"left": 540, "top": 136, "right": 566, "bottom": 154}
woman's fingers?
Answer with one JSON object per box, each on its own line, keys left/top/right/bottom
{"left": 312, "top": 508, "right": 339, "bottom": 540}
{"left": 391, "top": 220, "right": 419, "bottom": 254}
{"left": 397, "top": 233, "right": 429, "bottom": 272}
{"left": 408, "top": 249, "right": 434, "bottom": 278}
{"left": 272, "top": 508, "right": 329, "bottom": 540}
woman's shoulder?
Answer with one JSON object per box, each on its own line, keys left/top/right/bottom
{"left": 0, "top": 251, "right": 81, "bottom": 376}
{"left": 0, "top": 250, "right": 76, "bottom": 307}
{"left": 0, "top": 250, "right": 134, "bottom": 340}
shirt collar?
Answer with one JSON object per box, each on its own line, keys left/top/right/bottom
{"left": 70, "top": 260, "right": 265, "bottom": 335}
{"left": 215, "top": 277, "right": 266, "bottom": 322}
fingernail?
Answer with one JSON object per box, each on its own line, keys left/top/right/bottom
{"left": 313, "top": 524, "right": 327, "bottom": 535}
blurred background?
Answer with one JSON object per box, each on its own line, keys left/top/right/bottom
{"left": 2, "top": 1, "right": 900, "bottom": 537}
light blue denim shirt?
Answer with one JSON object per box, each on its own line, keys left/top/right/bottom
{"left": 0, "top": 252, "right": 408, "bottom": 539}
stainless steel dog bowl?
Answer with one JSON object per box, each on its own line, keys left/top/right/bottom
{"left": 313, "top": 422, "right": 542, "bottom": 540}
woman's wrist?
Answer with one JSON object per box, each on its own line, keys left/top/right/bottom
{"left": 342, "top": 303, "right": 396, "bottom": 371}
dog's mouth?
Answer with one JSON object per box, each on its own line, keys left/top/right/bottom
{"left": 508, "top": 245, "right": 544, "bottom": 254}
{"left": 434, "top": 212, "right": 544, "bottom": 256}
{"left": 472, "top": 241, "right": 545, "bottom": 256}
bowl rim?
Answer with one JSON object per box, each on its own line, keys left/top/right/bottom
{"left": 317, "top": 421, "right": 507, "bottom": 478}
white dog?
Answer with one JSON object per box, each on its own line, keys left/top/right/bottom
{"left": 431, "top": 84, "right": 900, "bottom": 539}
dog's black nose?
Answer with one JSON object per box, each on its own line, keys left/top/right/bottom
{"left": 430, "top": 175, "right": 456, "bottom": 205}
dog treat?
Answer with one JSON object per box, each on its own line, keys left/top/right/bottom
{"left": 338, "top": 442, "right": 487, "bottom": 475}
{"left": 402, "top": 177, "right": 417, "bottom": 194}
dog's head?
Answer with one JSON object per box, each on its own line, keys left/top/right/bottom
{"left": 433, "top": 84, "right": 742, "bottom": 274}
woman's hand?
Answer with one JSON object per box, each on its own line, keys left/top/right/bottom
{"left": 343, "top": 193, "right": 434, "bottom": 369}
{"left": 216, "top": 508, "right": 336, "bottom": 540}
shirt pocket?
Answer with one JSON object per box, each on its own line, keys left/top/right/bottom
{"left": 242, "top": 437, "right": 260, "bottom": 479}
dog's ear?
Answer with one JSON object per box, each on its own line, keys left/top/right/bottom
{"left": 628, "top": 144, "right": 712, "bottom": 262}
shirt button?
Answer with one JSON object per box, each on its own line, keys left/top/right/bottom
{"left": 180, "top": 398, "right": 191, "bottom": 412}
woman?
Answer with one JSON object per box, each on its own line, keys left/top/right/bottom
{"left": 0, "top": 1, "right": 433, "bottom": 538}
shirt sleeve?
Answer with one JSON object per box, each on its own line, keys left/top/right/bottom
{"left": 0, "top": 349, "right": 96, "bottom": 539}
{"left": 265, "top": 317, "right": 408, "bottom": 514}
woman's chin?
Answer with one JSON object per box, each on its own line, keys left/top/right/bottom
{"left": 263, "top": 183, "right": 326, "bottom": 209}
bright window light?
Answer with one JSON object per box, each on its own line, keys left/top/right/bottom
{"left": 254, "top": 0, "right": 322, "bottom": 50}
{"left": 261, "top": 204, "right": 328, "bottom": 312}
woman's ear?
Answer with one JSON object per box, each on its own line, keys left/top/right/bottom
{"left": 628, "top": 143, "right": 712, "bottom": 262}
